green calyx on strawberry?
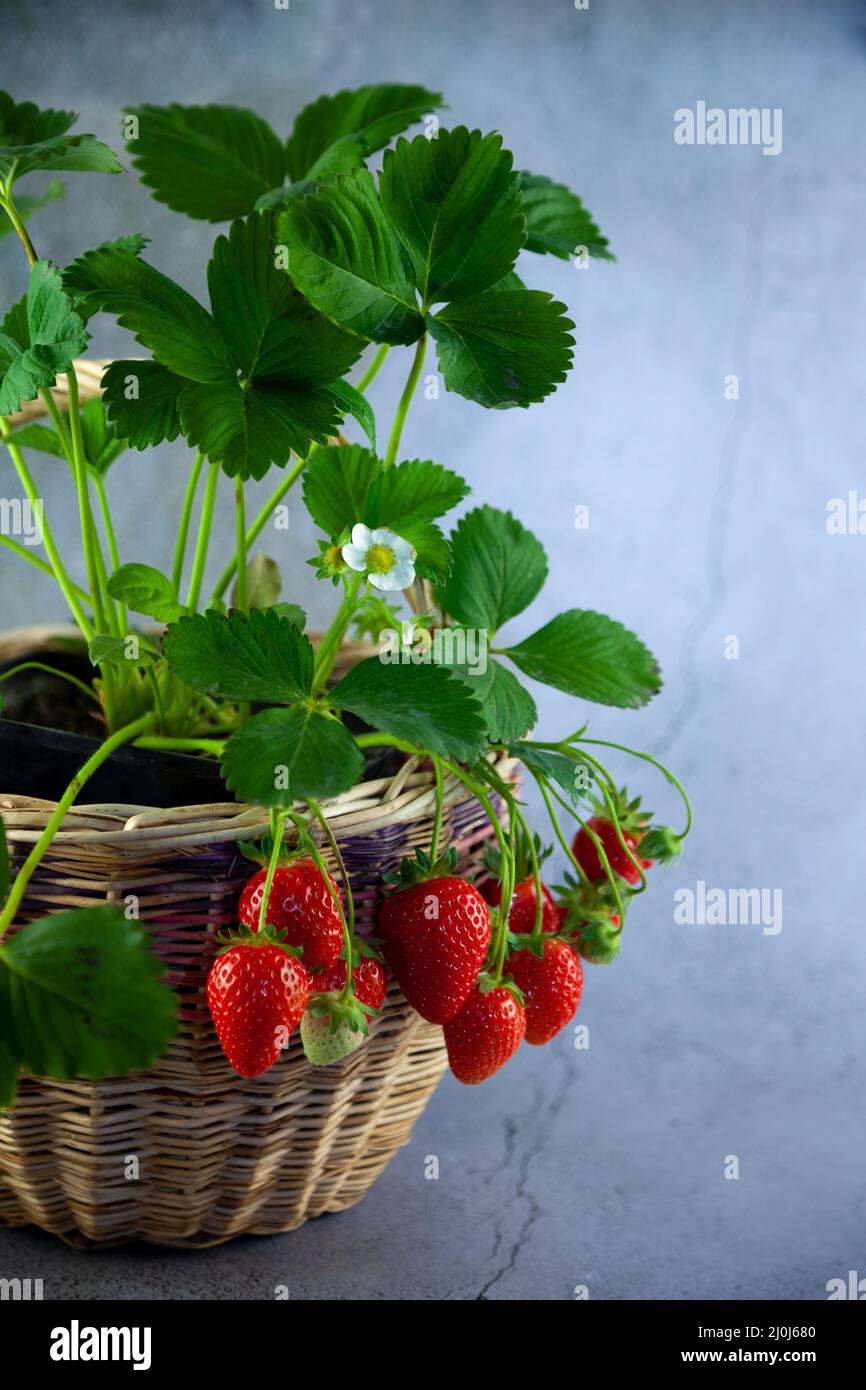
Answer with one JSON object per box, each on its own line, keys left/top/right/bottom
{"left": 554, "top": 875, "right": 625, "bottom": 965}
{"left": 212, "top": 922, "right": 304, "bottom": 958}
{"left": 637, "top": 823, "right": 683, "bottom": 864}
{"left": 382, "top": 845, "right": 460, "bottom": 889}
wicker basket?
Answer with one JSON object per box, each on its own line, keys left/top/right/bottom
{"left": 0, "top": 754, "right": 511, "bottom": 1248}
{"left": 0, "top": 618, "right": 513, "bottom": 1247}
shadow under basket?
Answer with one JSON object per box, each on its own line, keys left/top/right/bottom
{"left": 0, "top": 750, "right": 514, "bottom": 1248}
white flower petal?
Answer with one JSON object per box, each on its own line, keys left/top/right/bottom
{"left": 389, "top": 534, "right": 415, "bottom": 561}
{"left": 391, "top": 558, "right": 416, "bottom": 588}
{"left": 341, "top": 544, "right": 368, "bottom": 571}
{"left": 370, "top": 526, "right": 398, "bottom": 546}
{"left": 370, "top": 570, "right": 401, "bottom": 591}
{"left": 350, "top": 522, "right": 373, "bottom": 550}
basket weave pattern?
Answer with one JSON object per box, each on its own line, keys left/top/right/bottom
{"left": 0, "top": 759, "right": 510, "bottom": 1247}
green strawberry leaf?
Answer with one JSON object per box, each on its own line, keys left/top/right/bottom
{"left": 428, "top": 289, "right": 574, "bottom": 408}
{"left": 233, "top": 553, "right": 282, "bottom": 611}
{"left": 7, "top": 421, "right": 66, "bottom": 457}
{"left": 0, "top": 178, "right": 64, "bottom": 240}
{"left": 88, "top": 633, "right": 158, "bottom": 668}
{"left": 0, "top": 260, "right": 88, "bottom": 416}
{"left": 0, "top": 906, "right": 177, "bottom": 1080}
{"left": 101, "top": 360, "right": 184, "bottom": 450}
{"left": 124, "top": 103, "right": 287, "bottom": 222}
{"left": 277, "top": 169, "right": 424, "bottom": 345}
{"left": 381, "top": 128, "right": 525, "bottom": 304}
{"left": 302, "top": 443, "right": 381, "bottom": 536}
{"left": 178, "top": 378, "right": 338, "bottom": 481}
{"left": 364, "top": 457, "right": 469, "bottom": 526}
{"left": 0, "top": 92, "right": 122, "bottom": 182}
{"left": 106, "top": 563, "right": 184, "bottom": 623}
{"left": 287, "top": 84, "right": 443, "bottom": 183}
{"left": 329, "top": 657, "right": 488, "bottom": 762}
{"left": 206, "top": 211, "right": 364, "bottom": 383}
{"left": 509, "top": 741, "right": 591, "bottom": 806}
{"left": 271, "top": 601, "right": 306, "bottom": 627}
{"left": 221, "top": 704, "right": 363, "bottom": 807}
{"left": 478, "top": 659, "right": 537, "bottom": 742}
{"left": 436, "top": 505, "right": 547, "bottom": 635}
{"left": 325, "top": 379, "right": 376, "bottom": 451}
{"left": 504, "top": 609, "right": 662, "bottom": 708}
{"left": 64, "top": 243, "right": 233, "bottom": 383}
{"left": 163, "top": 608, "right": 314, "bottom": 703}
{"left": 78, "top": 398, "right": 126, "bottom": 475}
{"left": 519, "top": 172, "right": 614, "bottom": 261}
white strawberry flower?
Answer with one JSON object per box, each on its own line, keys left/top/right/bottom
{"left": 341, "top": 523, "right": 416, "bottom": 591}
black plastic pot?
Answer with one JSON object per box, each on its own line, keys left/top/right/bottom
{"left": 0, "top": 643, "right": 401, "bottom": 806}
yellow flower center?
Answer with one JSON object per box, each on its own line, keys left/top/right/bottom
{"left": 325, "top": 544, "right": 344, "bottom": 570}
{"left": 366, "top": 542, "right": 395, "bottom": 575}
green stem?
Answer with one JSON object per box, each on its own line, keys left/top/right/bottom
{"left": 534, "top": 771, "right": 627, "bottom": 926}
{"left": 186, "top": 460, "right": 220, "bottom": 611}
{"left": 384, "top": 333, "right": 426, "bottom": 468}
{"left": 0, "top": 417, "right": 93, "bottom": 639}
{"left": 257, "top": 811, "right": 287, "bottom": 932}
{"left": 65, "top": 372, "right": 107, "bottom": 634}
{"left": 289, "top": 808, "right": 355, "bottom": 1003}
{"left": 313, "top": 572, "right": 363, "bottom": 693}
{"left": 0, "top": 661, "right": 100, "bottom": 705}
{"left": 307, "top": 798, "right": 355, "bottom": 941}
{"left": 441, "top": 758, "right": 514, "bottom": 983}
{"left": 430, "top": 754, "right": 444, "bottom": 862}
{"left": 0, "top": 187, "right": 37, "bottom": 265}
{"left": 0, "top": 713, "right": 155, "bottom": 936}
{"left": 0, "top": 533, "right": 90, "bottom": 602}
{"left": 92, "top": 472, "right": 125, "bottom": 631}
{"left": 133, "top": 736, "right": 225, "bottom": 756}
{"left": 512, "top": 802, "right": 543, "bottom": 936}
{"left": 355, "top": 344, "right": 389, "bottom": 393}
{"left": 171, "top": 451, "right": 204, "bottom": 597}
{"left": 570, "top": 746, "right": 648, "bottom": 892}
{"left": 209, "top": 453, "right": 307, "bottom": 603}
{"left": 576, "top": 737, "right": 693, "bottom": 838}
{"left": 234, "top": 477, "right": 247, "bottom": 610}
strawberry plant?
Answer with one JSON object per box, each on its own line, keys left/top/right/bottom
{"left": 0, "top": 84, "right": 692, "bottom": 1100}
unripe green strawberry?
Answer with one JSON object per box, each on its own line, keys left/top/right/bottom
{"left": 575, "top": 915, "right": 621, "bottom": 965}
{"left": 301, "top": 1012, "right": 364, "bottom": 1065}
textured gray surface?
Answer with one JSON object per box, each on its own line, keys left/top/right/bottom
{"left": 1, "top": 0, "right": 864, "bottom": 1300}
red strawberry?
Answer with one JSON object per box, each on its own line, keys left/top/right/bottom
{"left": 507, "top": 939, "right": 584, "bottom": 1045}
{"left": 571, "top": 817, "right": 652, "bottom": 886}
{"left": 316, "top": 956, "right": 388, "bottom": 1012}
{"left": 481, "top": 876, "right": 559, "bottom": 934}
{"left": 444, "top": 984, "right": 526, "bottom": 1084}
{"left": 378, "top": 871, "right": 491, "bottom": 1024}
{"left": 238, "top": 860, "right": 343, "bottom": 972}
{"left": 207, "top": 941, "right": 310, "bottom": 1078}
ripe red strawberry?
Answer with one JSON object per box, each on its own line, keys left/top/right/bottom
{"left": 238, "top": 859, "right": 343, "bottom": 972}
{"left": 571, "top": 817, "right": 653, "bottom": 886}
{"left": 481, "top": 876, "right": 559, "bottom": 934}
{"left": 316, "top": 956, "right": 388, "bottom": 1012}
{"left": 378, "top": 853, "right": 491, "bottom": 1024}
{"left": 207, "top": 940, "right": 310, "bottom": 1078}
{"left": 444, "top": 983, "right": 526, "bottom": 1084}
{"left": 507, "top": 939, "right": 584, "bottom": 1045}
